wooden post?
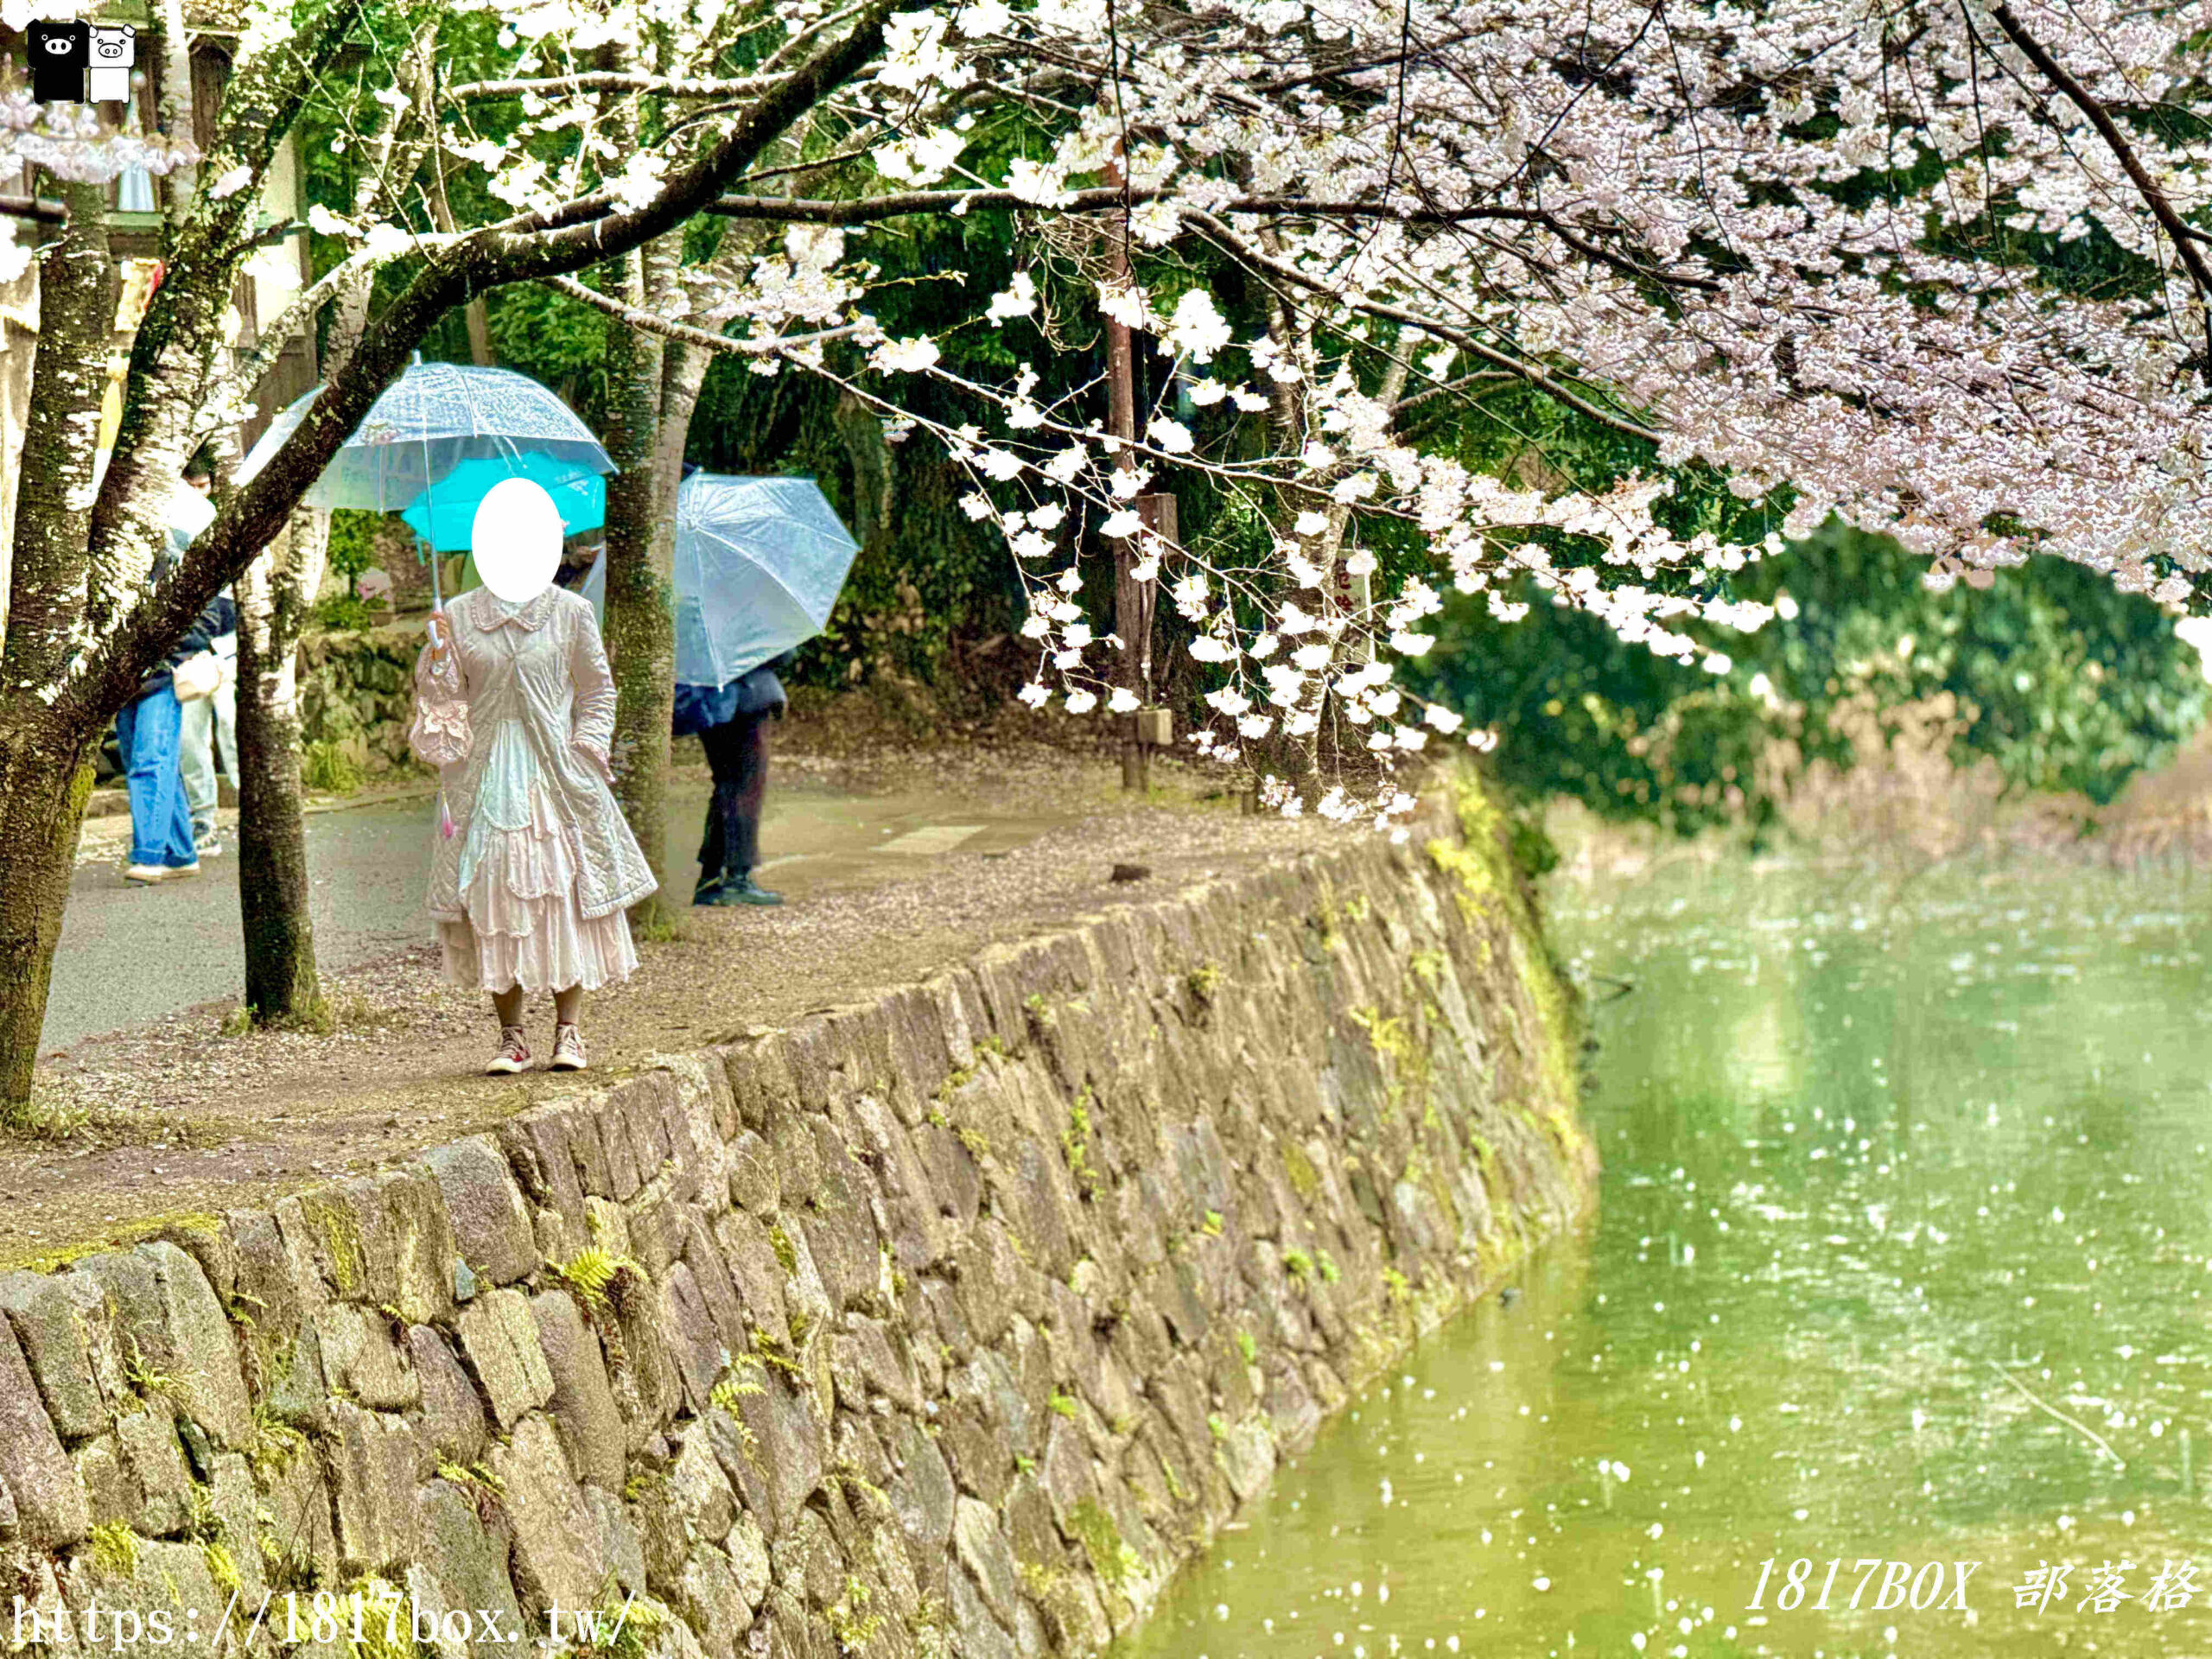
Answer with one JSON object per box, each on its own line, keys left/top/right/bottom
{"left": 1101, "top": 155, "right": 1165, "bottom": 792}
{"left": 1124, "top": 491, "right": 1174, "bottom": 787}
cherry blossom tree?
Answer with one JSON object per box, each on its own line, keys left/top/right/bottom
{"left": 690, "top": 0, "right": 2212, "bottom": 829}
{"left": 6, "top": 0, "right": 2212, "bottom": 1114}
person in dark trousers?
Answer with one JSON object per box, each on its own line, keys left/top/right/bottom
{"left": 678, "top": 653, "right": 791, "bottom": 906}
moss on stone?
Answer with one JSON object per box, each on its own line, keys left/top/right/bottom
{"left": 299, "top": 1192, "right": 365, "bottom": 1299}
{"left": 1282, "top": 1142, "right": 1320, "bottom": 1205}
{"left": 827, "top": 1577, "right": 885, "bottom": 1656}
{"left": 767, "top": 1224, "right": 798, "bottom": 1275}
{"left": 1067, "top": 1497, "right": 1141, "bottom": 1589}
{"left": 1062, "top": 1090, "right": 1103, "bottom": 1198}
{"left": 204, "top": 1540, "right": 243, "bottom": 1596}
{"left": 248, "top": 1408, "right": 309, "bottom": 1484}
{"left": 2, "top": 1210, "right": 224, "bottom": 1274}
{"left": 89, "top": 1521, "right": 140, "bottom": 1583}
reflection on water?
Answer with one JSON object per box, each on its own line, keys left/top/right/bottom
{"left": 1120, "top": 858, "right": 2212, "bottom": 1657}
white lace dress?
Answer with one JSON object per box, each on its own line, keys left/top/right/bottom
{"left": 408, "top": 585, "right": 658, "bottom": 992}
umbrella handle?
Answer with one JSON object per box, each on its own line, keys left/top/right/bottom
{"left": 425, "top": 605, "right": 454, "bottom": 663}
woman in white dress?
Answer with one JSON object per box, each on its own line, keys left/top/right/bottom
{"left": 408, "top": 582, "right": 657, "bottom": 1073}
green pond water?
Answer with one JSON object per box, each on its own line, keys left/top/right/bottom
{"left": 1120, "top": 856, "right": 2212, "bottom": 1659}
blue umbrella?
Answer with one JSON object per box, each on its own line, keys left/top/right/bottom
{"left": 399, "top": 453, "right": 607, "bottom": 551}
{"left": 582, "top": 474, "right": 861, "bottom": 687}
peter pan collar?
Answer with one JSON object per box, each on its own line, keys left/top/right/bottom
{"left": 469, "top": 587, "right": 559, "bottom": 633}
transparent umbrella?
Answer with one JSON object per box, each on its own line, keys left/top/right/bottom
{"left": 582, "top": 474, "right": 861, "bottom": 687}
{"left": 234, "top": 359, "right": 614, "bottom": 607}
{"left": 236, "top": 360, "right": 613, "bottom": 511}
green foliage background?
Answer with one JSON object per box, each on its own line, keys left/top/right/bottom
{"left": 1408, "top": 524, "right": 2208, "bottom": 835}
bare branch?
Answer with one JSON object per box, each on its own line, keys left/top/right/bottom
{"left": 727, "top": 137, "right": 881, "bottom": 188}
{"left": 219, "top": 217, "right": 306, "bottom": 260}
{"left": 1388, "top": 369, "right": 1518, "bottom": 416}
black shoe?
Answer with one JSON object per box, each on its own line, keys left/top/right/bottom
{"left": 699, "top": 872, "right": 782, "bottom": 906}
{"left": 692, "top": 873, "right": 725, "bottom": 906}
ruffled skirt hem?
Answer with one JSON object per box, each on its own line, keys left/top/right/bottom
{"left": 437, "top": 905, "right": 638, "bottom": 994}
{"left": 435, "top": 718, "right": 640, "bottom": 992}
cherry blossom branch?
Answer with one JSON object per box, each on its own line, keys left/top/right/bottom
{"left": 704, "top": 181, "right": 1689, "bottom": 262}
{"left": 1990, "top": 3, "right": 2212, "bottom": 316}
{"left": 444, "top": 71, "right": 789, "bottom": 101}
{"left": 756, "top": 2, "right": 875, "bottom": 78}
{"left": 1179, "top": 206, "right": 1668, "bottom": 445}
{"left": 540, "top": 273, "right": 864, "bottom": 354}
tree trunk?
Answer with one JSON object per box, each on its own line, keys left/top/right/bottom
{"left": 220, "top": 52, "right": 418, "bottom": 1026}
{"left": 232, "top": 505, "right": 329, "bottom": 1023}
{"left": 425, "top": 145, "right": 494, "bottom": 366}
{"left": 0, "top": 179, "right": 115, "bottom": 1115}
{"left": 601, "top": 242, "right": 675, "bottom": 924}
{"left": 153, "top": 0, "right": 199, "bottom": 216}
{"left": 0, "top": 731, "right": 95, "bottom": 1117}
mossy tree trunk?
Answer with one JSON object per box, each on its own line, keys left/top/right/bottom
{"left": 230, "top": 50, "right": 425, "bottom": 1024}
{"left": 233, "top": 506, "right": 332, "bottom": 1023}
{"left": 601, "top": 238, "right": 675, "bottom": 924}
{"left": 0, "top": 180, "right": 115, "bottom": 1113}
{"left": 597, "top": 6, "right": 714, "bottom": 927}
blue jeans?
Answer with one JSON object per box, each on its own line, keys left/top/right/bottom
{"left": 115, "top": 684, "right": 197, "bottom": 868}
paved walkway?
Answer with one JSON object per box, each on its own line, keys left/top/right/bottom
{"left": 49, "top": 779, "right": 1068, "bottom": 1055}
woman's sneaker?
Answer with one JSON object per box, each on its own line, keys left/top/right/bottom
{"left": 124, "top": 861, "right": 200, "bottom": 884}
{"left": 486, "top": 1027, "right": 531, "bottom": 1074}
{"left": 550, "top": 1024, "right": 588, "bottom": 1071}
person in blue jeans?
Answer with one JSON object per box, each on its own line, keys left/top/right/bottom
{"left": 118, "top": 533, "right": 230, "bottom": 885}
{"left": 117, "top": 669, "right": 200, "bottom": 882}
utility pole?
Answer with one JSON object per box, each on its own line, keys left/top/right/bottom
{"left": 1103, "top": 154, "right": 1169, "bottom": 791}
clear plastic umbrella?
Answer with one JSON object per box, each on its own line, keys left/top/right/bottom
{"left": 234, "top": 359, "right": 614, "bottom": 610}
{"left": 235, "top": 360, "right": 613, "bottom": 512}
{"left": 582, "top": 474, "right": 860, "bottom": 688}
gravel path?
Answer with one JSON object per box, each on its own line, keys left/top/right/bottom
{"left": 4, "top": 745, "right": 1336, "bottom": 1266}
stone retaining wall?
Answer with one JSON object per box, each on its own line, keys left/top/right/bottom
{"left": 0, "top": 782, "right": 1596, "bottom": 1659}
{"left": 299, "top": 626, "right": 421, "bottom": 780}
